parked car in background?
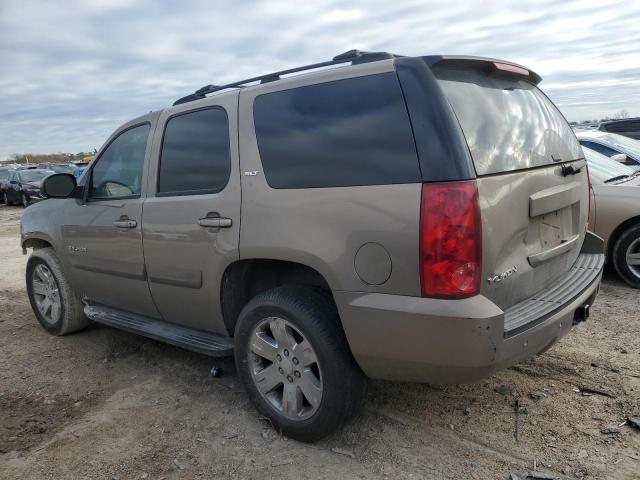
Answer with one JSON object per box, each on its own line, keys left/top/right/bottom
{"left": 51, "top": 163, "right": 78, "bottom": 175}
{"left": 576, "top": 130, "right": 640, "bottom": 169}
{"left": 4, "top": 169, "right": 55, "bottom": 207}
{"left": 21, "top": 51, "right": 603, "bottom": 441}
{"left": 599, "top": 117, "right": 640, "bottom": 140}
{"left": 0, "top": 167, "right": 13, "bottom": 204}
{"left": 583, "top": 146, "right": 640, "bottom": 287}
{"left": 71, "top": 161, "right": 89, "bottom": 179}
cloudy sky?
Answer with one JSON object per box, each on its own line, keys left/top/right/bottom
{"left": 1, "top": 0, "right": 639, "bottom": 159}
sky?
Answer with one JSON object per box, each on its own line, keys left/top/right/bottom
{"left": 1, "top": 0, "right": 639, "bottom": 160}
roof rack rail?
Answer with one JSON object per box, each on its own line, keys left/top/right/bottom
{"left": 173, "top": 49, "right": 397, "bottom": 106}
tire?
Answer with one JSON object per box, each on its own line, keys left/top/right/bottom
{"left": 234, "top": 285, "right": 367, "bottom": 442}
{"left": 612, "top": 223, "right": 640, "bottom": 288}
{"left": 26, "top": 248, "right": 90, "bottom": 335}
{"left": 3, "top": 192, "right": 11, "bottom": 205}
{"left": 21, "top": 193, "right": 29, "bottom": 207}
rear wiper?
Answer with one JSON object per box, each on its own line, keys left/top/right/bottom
{"left": 604, "top": 175, "right": 631, "bottom": 183}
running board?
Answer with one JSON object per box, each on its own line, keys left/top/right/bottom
{"left": 84, "top": 305, "right": 234, "bottom": 357}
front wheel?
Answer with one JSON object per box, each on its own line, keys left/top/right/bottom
{"left": 21, "top": 193, "right": 29, "bottom": 207}
{"left": 26, "top": 248, "right": 90, "bottom": 335}
{"left": 234, "top": 286, "right": 367, "bottom": 442}
{"left": 612, "top": 223, "right": 640, "bottom": 288}
{"left": 3, "top": 192, "right": 11, "bottom": 205}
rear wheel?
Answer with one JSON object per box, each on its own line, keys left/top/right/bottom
{"left": 234, "top": 285, "right": 367, "bottom": 442}
{"left": 26, "top": 248, "right": 90, "bottom": 335}
{"left": 612, "top": 224, "right": 640, "bottom": 288}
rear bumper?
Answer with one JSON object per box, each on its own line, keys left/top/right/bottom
{"left": 335, "top": 235, "right": 604, "bottom": 384}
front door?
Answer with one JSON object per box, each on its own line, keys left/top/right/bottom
{"left": 142, "top": 94, "right": 241, "bottom": 333}
{"left": 62, "top": 119, "right": 160, "bottom": 318}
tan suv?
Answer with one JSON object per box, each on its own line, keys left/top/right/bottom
{"left": 21, "top": 50, "right": 604, "bottom": 441}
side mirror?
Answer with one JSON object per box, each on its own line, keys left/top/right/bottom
{"left": 611, "top": 153, "right": 627, "bottom": 163}
{"left": 10, "top": 180, "right": 18, "bottom": 185}
{"left": 42, "top": 173, "right": 77, "bottom": 198}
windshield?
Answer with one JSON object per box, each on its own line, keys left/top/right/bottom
{"left": 20, "top": 170, "right": 54, "bottom": 183}
{"left": 601, "top": 133, "right": 640, "bottom": 158}
{"left": 583, "top": 147, "right": 636, "bottom": 184}
{"left": 434, "top": 68, "right": 582, "bottom": 175}
{"left": 0, "top": 170, "right": 10, "bottom": 181}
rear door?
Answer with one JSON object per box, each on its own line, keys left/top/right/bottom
{"left": 142, "top": 93, "right": 241, "bottom": 334}
{"left": 433, "top": 65, "right": 589, "bottom": 310}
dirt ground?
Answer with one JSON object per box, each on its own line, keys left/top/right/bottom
{"left": 0, "top": 204, "right": 638, "bottom": 480}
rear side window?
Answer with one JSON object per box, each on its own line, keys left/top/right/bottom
{"left": 158, "top": 108, "right": 230, "bottom": 196}
{"left": 434, "top": 68, "right": 583, "bottom": 175}
{"left": 253, "top": 73, "right": 420, "bottom": 189}
{"left": 579, "top": 140, "right": 619, "bottom": 158}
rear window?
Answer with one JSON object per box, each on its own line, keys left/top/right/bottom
{"left": 253, "top": 73, "right": 420, "bottom": 189}
{"left": 434, "top": 68, "right": 582, "bottom": 176}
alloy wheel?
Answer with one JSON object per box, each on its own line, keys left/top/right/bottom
{"left": 626, "top": 237, "right": 640, "bottom": 279}
{"left": 249, "top": 316, "right": 323, "bottom": 420}
{"left": 31, "top": 264, "right": 62, "bottom": 325}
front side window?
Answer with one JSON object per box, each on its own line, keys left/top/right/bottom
{"left": 158, "top": 108, "right": 230, "bottom": 195}
{"left": 253, "top": 73, "right": 420, "bottom": 189}
{"left": 90, "top": 124, "right": 150, "bottom": 199}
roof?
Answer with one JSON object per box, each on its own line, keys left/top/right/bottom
{"left": 172, "top": 50, "right": 542, "bottom": 106}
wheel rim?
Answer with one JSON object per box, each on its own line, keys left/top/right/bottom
{"left": 626, "top": 237, "right": 640, "bottom": 279}
{"left": 31, "top": 264, "right": 62, "bottom": 325}
{"left": 248, "top": 316, "right": 323, "bottom": 421}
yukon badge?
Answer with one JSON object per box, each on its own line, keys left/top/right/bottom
{"left": 487, "top": 265, "right": 518, "bottom": 284}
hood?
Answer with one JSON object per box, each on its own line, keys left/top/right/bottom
{"left": 24, "top": 181, "right": 43, "bottom": 189}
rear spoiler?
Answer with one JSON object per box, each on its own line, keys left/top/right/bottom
{"left": 421, "top": 55, "right": 542, "bottom": 85}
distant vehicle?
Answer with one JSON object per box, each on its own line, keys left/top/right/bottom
{"left": 51, "top": 163, "right": 78, "bottom": 175}
{"left": 576, "top": 130, "right": 640, "bottom": 169}
{"left": 0, "top": 167, "right": 13, "bottom": 204}
{"left": 599, "top": 117, "right": 640, "bottom": 140}
{"left": 583, "top": 146, "right": 640, "bottom": 287}
{"left": 72, "top": 161, "right": 89, "bottom": 179}
{"left": 4, "top": 169, "right": 55, "bottom": 207}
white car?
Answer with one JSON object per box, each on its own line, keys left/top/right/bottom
{"left": 576, "top": 130, "right": 640, "bottom": 170}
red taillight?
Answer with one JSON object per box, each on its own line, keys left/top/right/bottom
{"left": 420, "top": 181, "right": 482, "bottom": 298}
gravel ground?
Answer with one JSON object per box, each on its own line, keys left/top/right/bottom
{"left": 0, "top": 203, "right": 638, "bottom": 479}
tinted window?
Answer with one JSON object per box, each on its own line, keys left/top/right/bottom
{"left": 580, "top": 140, "right": 619, "bottom": 158}
{"left": 253, "top": 73, "right": 420, "bottom": 189}
{"left": 435, "top": 68, "right": 582, "bottom": 175}
{"left": 90, "top": 124, "right": 150, "bottom": 199}
{"left": 158, "top": 108, "right": 230, "bottom": 195}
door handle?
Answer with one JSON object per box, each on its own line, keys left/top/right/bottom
{"left": 113, "top": 218, "right": 137, "bottom": 228}
{"left": 198, "top": 217, "right": 232, "bottom": 228}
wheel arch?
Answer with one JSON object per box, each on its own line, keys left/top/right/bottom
{"left": 21, "top": 235, "right": 54, "bottom": 254}
{"left": 220, "top": 258, "right": 337, "bottom": 336}
{"left": 607, "top": 215, "right": 640, "bottom": 259}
